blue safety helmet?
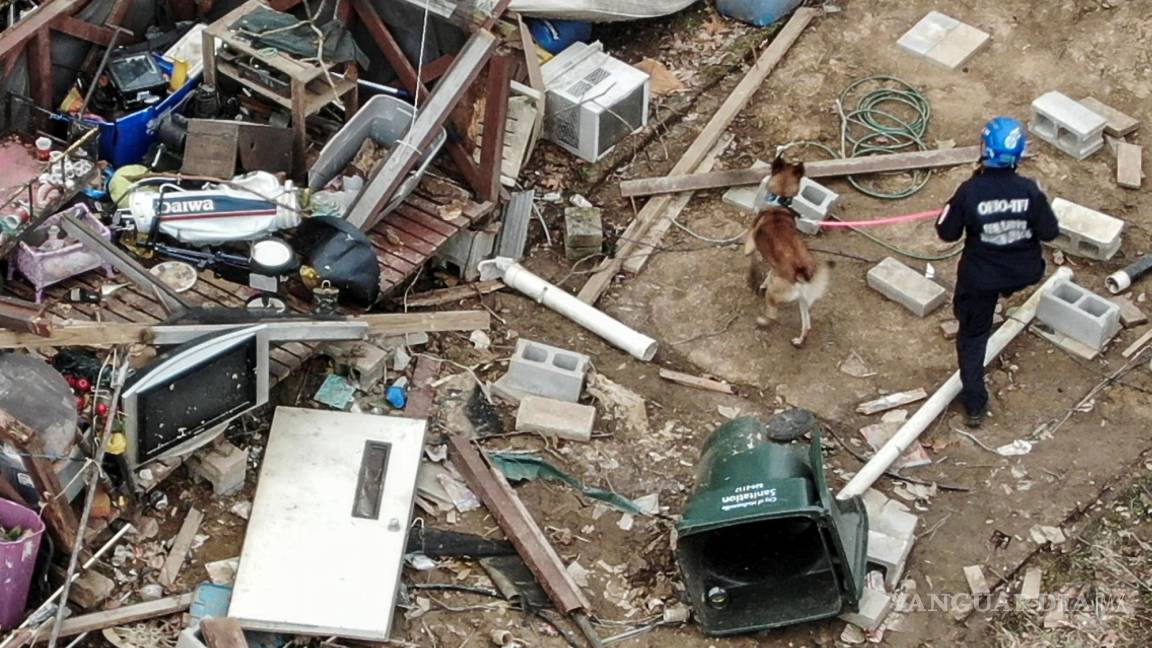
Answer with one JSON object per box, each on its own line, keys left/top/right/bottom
{"left": 981, "top": 117, "right": 1027, "bottom": 168}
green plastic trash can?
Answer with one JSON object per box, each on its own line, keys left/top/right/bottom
{"left": 675, "top": 412, "right": 868, "bottom": 635}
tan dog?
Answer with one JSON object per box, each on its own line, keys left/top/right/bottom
{"left": 744, "top": 156, "right": 830, "bottom": 347}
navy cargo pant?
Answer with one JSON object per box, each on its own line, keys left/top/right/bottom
{"left": 953, "top": 288, "right": 1012, "bottom": 416}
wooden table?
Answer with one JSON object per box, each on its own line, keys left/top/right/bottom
{"left": 201, "top": 0, "right": 358, "bottom": 178}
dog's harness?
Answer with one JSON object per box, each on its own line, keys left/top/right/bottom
{"left": 757, "top": 191, "right": 796, "bottom": 214}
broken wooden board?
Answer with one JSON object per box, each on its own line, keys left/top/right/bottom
{"left": 1079, "top": 97, "right": 1140, "bottom": 137}
{"left": 237, "top": 123, "right": 294, "bottom": 174}
{"left": 160, "top": 507, "right": 204, "bottom": 586}
{"left": 658, "top": 368, "right": 734, "bottom": 394}
{"left": 618, "top": 146, "right": 987, "bottom": 198}
{"left": 38, "top": 593, "right": 194, "bottom": 641}
{"left": 1116, "top": 142, "right": 1143, "bottom": 189}
{"left": 1121, "top": 328, "right": 1152, "bottom": 359}
{"left": 857, "top": 389, "right": 929, "bottom": 415}
{"left": 404, "top": 281, "right": 506, "bottom": 307}
{"left": 1109, "top": 295, "right": 1148, "bottom": 329}
{"left": 578, "top": 8, "right": 819, "bottom": 304}
{"left": 182, "top": 120, "right": 239, "bottom": 178}
{"left": 0, "top": 311, "right": 491, "bottom": 348}
{"left": 201, "top": 618, "right": 248, "bottom": 648}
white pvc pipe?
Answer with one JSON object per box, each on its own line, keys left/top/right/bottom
{"left": 479, "top": 257, "right": 658, "bottom": 361}
{"left": 837, "top": 267, "right": 1073, "bottom": 501}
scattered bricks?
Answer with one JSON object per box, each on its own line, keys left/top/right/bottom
{"left": 867, "top": 257, "right": 947, "bottom": 317}
{"left": 1049, "top": 198, "right": 1124, "bottom": 261}
{"left": 1078, "top": 97, "right": 1140, "bottom": 137}
{"left": 1029, "top": 92, "right": 1107, "bottom": 160}
{"left": 869, "top": 500, "right": 920, "bottom": 541}
{"left": 1116, "top": 142, "right": 1143, "bottom": 190}
{"left": 1109, "top": 295, "right": 1148, "bottom": 329}
{"left": 963, "top": 565, "right": 990, "bottom": 597}
{"left": 320, "top": 341, "right": 389, "bottom": 388}
{"left": 838, "top": 587, "right": 894, "bottom": 632}
{"left": 564, "top": 206, "right": 604, "bottom": 261}
{"left": 940, "top": 319, "right": 959, "bottom": 340}
{"left": 516, "top": 395, "right": 596, "bottom": 442}
{"left": 897, "top": 12, "right": 990, "bottom": 70}
{"left": 867, "top": 529, "right": 913, "bottom": 589}
{"left": 1036, "top": 279, "right": 1122, "bottom": 351}
{"left": 491, "top": 338, "right": 589, "bottom": 404}
{"left": 189, "top": 440, "right": 249, "bottom": 496}
{"left": 1020, "top": 567, "right": 1043, "bottom": 601}
{"left": 69, "top": 570, "right": 115, "bottom": 609}
{"left": 791, "top": 177, "right": 838, "bottom": 235}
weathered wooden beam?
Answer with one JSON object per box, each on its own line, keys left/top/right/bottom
{"left": 478, "top": 53, "right": 513, "bottom": 202}
{"left": 619, "top": 145, "right": 989, "bottom": 198}
{"left": 0, "top": 409, "right": 79, "bottom": 552}
{"left": 658, "top": 368, "right": 734, "bottom": 394}
{"left": 0, "top": 311, "right": 491, "bottom": 349}
{"left": 0, "top": 295, "right": 53, "bottom": 337}
{"left": 28, "top": 31, "right": 53, "bottom": 110}
{"left": 0, "top": 0, "right": 82, "bottom": 60}
{"left": 34, "top": 594, "right": 194, "bottom": 641}
{"left": 159, "top": 507, "right": 204, "bottom": 586}
{"left": 578, "top": 8, "right": 819, "bottom": 304}
{"left": 346, "top": 29, "right": 498, "bottom": 230}
{"left": 53, "top": 15, "right": 116, "bottom": 46}
{"left": 404, "top": 280, "right": 506, "bottom": 307}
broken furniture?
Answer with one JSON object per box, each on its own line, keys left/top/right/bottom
{"left": 540, "top": 41, "right": 650, "bottom": 163}
{"left": 229, "top": 407, "right": 426, "bottom": 640}
{"left": 201, "top": 0, "right": 359, "bottom": 178}
{"left": 309, "top": 94, "right": 447, "bottom": 218}
{"left": 676, "top": 413, "right": 866, "bottom": 635}
{"left": 9, "top": 204, "right": 113, "bottom": 303}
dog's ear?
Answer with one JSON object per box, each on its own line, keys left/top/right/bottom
{"left": 770, "top": 155, "right": 786, "bottom": 175}
{"left": 794, "top": 161, "right": 806, "bottom": 178}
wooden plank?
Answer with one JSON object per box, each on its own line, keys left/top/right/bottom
{"left": 658, "top": 368, "right": 734, "bottom": 394}
{"left": 578, "top": 8, "right": 819, "bottom": 304}
{"left": 42, "top": 594, "right": 194, "bottom": 640}
{"left": 346, "top": 29, "right": 498, "bottom": 230}
{"left": 373, "top": 224, "right": 438, "bottom": 255}
{"left": 183, "top": 120, "right": 239, "bottom": 177}
{"left": 159, "top": 507, "right": 204, "bottom": 586}
{"left": 1117, "top": 142, "right": 1143, "bottom": 190}
{"left": 0, "top": 410, "right": 79, "bottom": 552}
{"left": 1122, "top": 328, "right": 1152, "bottom": 359}
{"left": 623, "top": 134, "right": 732, "bottom": 274}
{"left": 403, "top": 281, "right": 505, "bottom": 307}
{"left": 619, "top": 145, "right": 987, "bottom": 198}
{"left": 390, "top": 213, "right": 452, "bottom": 245}
{"left": 0, "top": 295, "right": 52, "bottom": 336}
{"left": 393, "top": 205, "right": 459, "bottom": 238}
{"left": 0, "top": 0, "right": 82, "bottom": 59}
{"left": 28, "top": 31, "right": 53, "bottom": 110}
{"left": 201, "top": 618, "right": 248, "bottom": 648}
{"left": 53, "top": 15, "right": 117, "bottom": 46}
{"left": 478, "top": 54, "right": 513, "bottom": 202}
{"left": 1080, "top": 97, "right": 1140, "bottom": 137}
{"left": 856, "top": 389, "right": 930, "bottom": 415}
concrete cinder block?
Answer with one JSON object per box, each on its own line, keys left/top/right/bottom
{"left": 870, "top": 500, "right": 920, "bottom": 541}
{"left": 320, "top": 341, "right": 389, "bottom": 388}
{"left": 1037, "top": 279, "right": 1121, "bottom": 351}
{"left": 491, "top": 339, "right": 590, "bottom": 404}
{"left": 963, "top": 565, "right": 990, "bottom": 597}
{"left": 435, "top": 223, "right": 499, "bottom": 281}
{"left": 1030, "top": 92, "right": 1107, "bottom": 160}
{"left": 868, "top": 529, "right": 913, "bottom": 589}
{"left": 839, "top": 587, "right": 894, "bottom": 632}
{"left": 791, "top": 177, "right": 838, "bottom": 235}
{"left": 867, "top": 257, "right": 947, "bottom": 316}
{"left": 516, "top": 395, "right": 596, "bottom": 442}
{"left": 189, "top": 441, "right": 249, "bottom": 496}
{"left": 564, "top": 207, "right": 603, "bottom": 261}
{"left": 1049, "top": 198, "right": 1124, "bottom": 261}
{"left": 1078, "top": 97, "right": 1140, "bottom": 138}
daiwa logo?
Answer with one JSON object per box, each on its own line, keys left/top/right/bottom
{"left": 159, "top": 199, "right": 216, "bottom": 214}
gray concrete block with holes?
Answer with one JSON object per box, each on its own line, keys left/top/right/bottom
{"left": 791, "top": 177, "right": 839, "bottom": 235}
{"left": 1029, "top": 92, "right": 1107, "bottom": 160}
{"left": 867, "top": 257, "right": 947, "bottom": 317}
{"left": 1049, "top": 198, "right": 1124, "bottom": 261}
{"left": 1036, "top": 279, "right": 1122, "bottom": 351}
{"left": 491, "top": 339, "right": 590, "bottom": 404}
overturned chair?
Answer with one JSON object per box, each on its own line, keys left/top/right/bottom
{"left": 676, "top": 410, "right": 868, "bottom": 635}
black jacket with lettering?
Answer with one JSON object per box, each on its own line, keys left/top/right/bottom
{"left": 936, "top": 167, "right": 1060, "bottom": 293}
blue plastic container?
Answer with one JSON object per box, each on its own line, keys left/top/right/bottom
{"left": 527, "top": 19, "right": 593, "bottom": 55}
{"left": 716, "top": 0, "right": 803, "bottom": 27}
{"left": 83, "top": 54, "right": 200, "bottom": 167}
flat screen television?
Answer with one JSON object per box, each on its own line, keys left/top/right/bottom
{"left": 120, "top": 325, "right": 269, "bottom": 474}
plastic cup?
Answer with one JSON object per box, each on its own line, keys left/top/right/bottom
{"left": 34, "top": 137, "right": 51, "bottom": 161}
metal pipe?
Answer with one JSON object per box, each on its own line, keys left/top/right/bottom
{"left": 837, "top": 267, "right": 1073, "bottom": 500}
{"left": 1106, "top": 253, "right": 1152, "bottom": 294}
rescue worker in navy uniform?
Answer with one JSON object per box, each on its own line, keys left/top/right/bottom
{"left": 936, "top": 117, "right": 1060, "bottom": 428}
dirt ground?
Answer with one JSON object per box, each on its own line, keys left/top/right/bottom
{"left": 87, "top": 1, "right": 1152, "bottom": 647}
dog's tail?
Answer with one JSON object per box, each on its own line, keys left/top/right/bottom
{"left": 797, "top": 261, "right": 830, "bottom": 304}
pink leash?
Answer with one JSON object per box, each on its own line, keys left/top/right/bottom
{"left": 817, "top": 209, "right": 944, "bottom": 229}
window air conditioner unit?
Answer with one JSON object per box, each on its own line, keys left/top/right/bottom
{"left": 541, "top": 41, "right": 650, "bottom": 163}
